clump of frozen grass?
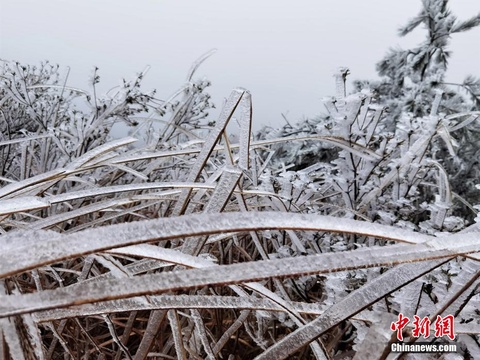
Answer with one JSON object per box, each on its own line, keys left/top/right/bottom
{"left": 1, "top": 4, "right": 480, "bottom": 354}
{"left": 0, "top": 56, "right": 479, "bottom": 359}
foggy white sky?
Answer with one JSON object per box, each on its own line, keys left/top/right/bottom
{"left": 1, "top": 0, "right": 479, "bottom": 131}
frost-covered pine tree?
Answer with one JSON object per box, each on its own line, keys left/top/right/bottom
{"left": 355, "top": 0, "right": 480, "bottom": 122}
{"left": 362, "top": 0, "right": 480, "bottom": 218}
{"left": 258, "top": 0, "right": 480, "bottom": 224}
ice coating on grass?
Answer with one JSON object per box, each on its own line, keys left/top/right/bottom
{"left": 0, "top": 230, "right": 478, "bottom": 318}
{"left": 0, "top": 169, "right": 65, "bottom": 198}
{"left": 48, "top": 181, "right": 213, "bottom": 203}
{"left": 0, "top": 211, "right": 436, "bottom": 278}
{"left": 186, "top": 48, "right": 217, "bottom": 82}
{"left": 66, "top": 136, "right": 137, "bottom": 170}
{"left": 0, "top": 196, "right": 50, "bottom": 216}
{"left": 107, "top": 244, "right": 218, "bottom": 269}
{"left": 34, "top": 295, "right": 325, "bottom": 322}
{"left": 237, "top": 90, "right": 252, "bottom": 170}
{"left": 171, "top": 88, "right": 245, "bottom": 216}
{"left": 442, "top": 259, "right": 480, "bottom": 316}
{"left": 0, "top": 228, "right": 62, "bottom": 252}
{"left": 0, "top": 134, "right": 53, "bottom": 147}
{"left": 358, "top": 125, "right": 437, "bottom": 209}
{"left": 29, "top": 198, "right": 132, "bottom": 230}
{"left": 255, "top": 260, "right": 448, "bottom": 360}
{"left": 334, "top": 67, "right": 350, "bottom": 100}
{"left": 202, "top": 166, "right": 241, "bottom": 213}
{"left": 0, "top": 318, "right": 26, "bottom": 360}
{"left": 180, "top": 166, "right": 241, "bottom": 255}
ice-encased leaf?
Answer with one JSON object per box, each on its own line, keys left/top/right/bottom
{"left": 237, "top": 90, "right": 252, "bottom": 170}
{"left": 107, "top": 244, "right": 218, "bottom": 269}
{"left": 254, "top": 260, "right": 448, "bottom": 360}
{"left": 33, "top": 294, "right": 325, "bottom": 322}
{"left": 29, "top": 198, "right": 133, "bottom": 230}
{"left": 0, "top": 169, "right": 66, "bottom": 199}
{"left": 0, "top": 196, "right": 50, "bottom": 216}
{"left": 0, "top": 134, "right": 52, "bottom": 147}
{"left": 66, "top": 136, "right": 137, "bottom": 170}
{"left": 167, "top": 309, "right": 186, "bottom": 359}
{"left": 0, "top": 318, "right": 26, "bottom": 360}
{"left": 0, "top": 211, "right": 433, "bottom": 278}
{"left": 181, "top": 166, "right": 242, "bottom": 256}
{"left": 186, "top": 48, "right": 217, "bottom": 82}
{"left": 191, "top": 309, "right": 216, "bottom": 360}
{"left": 172, "top": 88, "right": 246, "bottom": 216}
{"left": 351, "top": 313, "right": 394, "bottom": 360}
{"left": 47, "top": 181, "right": 213, "bottom": 204}
{"left": 0, "top": 228, "right": 479, "bottom": 317}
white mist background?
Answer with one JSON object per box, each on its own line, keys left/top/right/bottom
{"left": 1, "top": 0, "right": 479, "bottom": 131}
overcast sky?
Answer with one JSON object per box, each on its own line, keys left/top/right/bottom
{"left": 1, "top": 0, "right": 479, "bottom": 131}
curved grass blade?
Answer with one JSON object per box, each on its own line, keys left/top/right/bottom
{"left": 0, "top": 211, "right": 433, "bottom": 278}
{"left": 0, "top": 231, "right": 478, "bottom": 317}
